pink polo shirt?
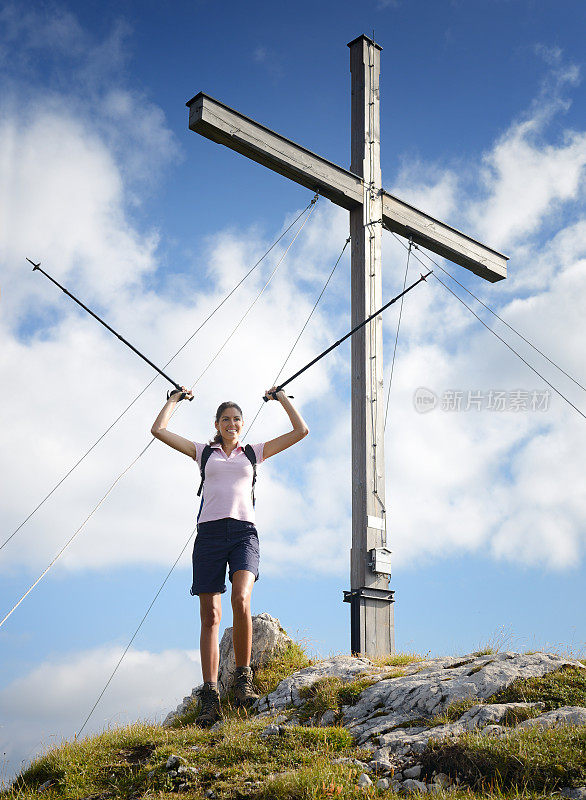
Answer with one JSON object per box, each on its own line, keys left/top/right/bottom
{"left": 194, "top": 441, "right": 265, "bottom": 524}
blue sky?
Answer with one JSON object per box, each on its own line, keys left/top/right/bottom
{"left": 2, "top": 0, "right": 586, "bottom": 783}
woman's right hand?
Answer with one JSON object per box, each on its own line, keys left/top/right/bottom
{"left": 167, "top": 387, "right": 193, "bottom": 402}
{"left": 151, "top": 388, "right": 196, "bottom": 460}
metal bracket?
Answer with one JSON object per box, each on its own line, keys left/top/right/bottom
{"left": 343, "top": 586, "right": 395, "bottom": 604}
{"left": 343, "top": 586, "right": 395, "bottom": 655}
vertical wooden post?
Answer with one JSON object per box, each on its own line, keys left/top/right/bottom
{"left": 345, "top": 35, "right": 395, "bottom": 658}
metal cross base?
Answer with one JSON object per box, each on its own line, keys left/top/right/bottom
{"left": 343, "top": 587, "right": 395, "bottom": 656}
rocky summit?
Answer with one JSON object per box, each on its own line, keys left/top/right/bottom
{"left": 162, "top": 614, "right": 586, "bottom": 796}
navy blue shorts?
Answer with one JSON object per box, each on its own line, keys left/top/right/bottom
{"left": 190, "top": 517, "right": 260, "bottom": 596}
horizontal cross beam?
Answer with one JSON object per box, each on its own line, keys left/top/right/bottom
{"left": 186, "top": 92, "right": 508, "bottom": 282}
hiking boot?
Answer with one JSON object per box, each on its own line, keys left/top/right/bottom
{"left": 196, "top": 682, "right": 223, "bottom": 727}
{"left": 233, "top": 666, "right": 260, "bottom": 708}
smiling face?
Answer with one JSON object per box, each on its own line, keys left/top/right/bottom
{"left": 214, "top": 405, "right": 243, "bottom": 445}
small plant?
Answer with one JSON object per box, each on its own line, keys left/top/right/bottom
{"left": 370, "top": 652, "right": 424, "bottom": 668}
{"left": 321, "top": 778, "right": 343, "bottom": 795}
{"left": 297, "top": 676, "right": 377, "bottom": 722}
{"left": 255, "top": 641, "right": 312, "bottom": 696}
{"left": 499, "top": 705, "right": 543, "bottom": 727}
{"left": 430, "top": 696, "right": 479, "bottom": 726}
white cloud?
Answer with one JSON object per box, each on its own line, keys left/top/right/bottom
{"left": 1, "top": 6, "right": 586, "bottom": 601}
{"left": 0, "top": 645, "right": 200, "bottom": 785}
{"left": 390, "top": 161, "right": 459, "bottom": 223}
{"left": 375, "top": 53, "right": 586, "bottom": 573}
{"left": 468, "top": 57, "right": 585, "bottom": 251}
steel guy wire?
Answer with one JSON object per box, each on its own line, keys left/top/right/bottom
{"left": 188, "top": 196, "right": 318, "bottom": 393}
{"left": 76, "top": 525, "right": 196, "bottom": 739}
{"left": 243, "top": 235, "right": 351, "bottom": 441}
{"left": 388, "top": 229, "right": 586, "bottom": 396}
{"left": 383, "top": 239, "right": 412, "bottom": 432}
{"left": 0, "top": 200, "right": 315, "bottom": 555}
{"left": 430, "top": 270, "right": 586, "bottom": 423}
{"left": 0, "top": 196, "right": 318, "bottom": 630}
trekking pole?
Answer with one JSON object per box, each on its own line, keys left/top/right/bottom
{"left": 264, "top": 271, "right": 432, "bottom": 401}
{"left": 28, "top": 259, "right": 192, "bottom": 400}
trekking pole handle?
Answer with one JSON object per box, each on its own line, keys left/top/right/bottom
{"left": 167, "top": 388, "right": 194, "bottom": 402}
{"left": 263, "top": 387, "right": 294, "bottom": 402}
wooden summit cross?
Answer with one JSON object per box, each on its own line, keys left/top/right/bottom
{"left": 186, "top": 35, "right": 508, "bottom": 658}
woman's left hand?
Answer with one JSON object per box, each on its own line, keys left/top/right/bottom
{"left": 264, "top": 386, "right": 284, "bottom": 402}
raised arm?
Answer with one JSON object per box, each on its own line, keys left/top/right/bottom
{"left": 262, "top": 387, "right": 309, "bottom": 460}
{"left": 151, "top": 389, "right": 196, "bottom": 459}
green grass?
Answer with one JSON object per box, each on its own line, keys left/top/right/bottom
{"left": 488, "top": 665, "right": 586, "bottom": 711}
{"left": 3, "top": 718, "right": 357, "bottom": 800}
{"left": 370, "top": 652, "right": 424, "bottom": 668}
{"left": 420, "top": 723, "right": 586, "bottom": 792}
{"left": 4, "top": 645, "right": 585, "bottom": 800}
{"left": 297, "top": 676, "right": 378, "bottom": 723}
{"left": 254, "top": 642, "right": 312, "bottom": 696}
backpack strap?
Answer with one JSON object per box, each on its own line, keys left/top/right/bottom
{"left": 197, "top": 444, "right": 213, "bottom": 498}
{"left": 244, "top": 444, "right": 257, "bottom": 507}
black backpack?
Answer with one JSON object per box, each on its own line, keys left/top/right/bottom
{"left": 197, "top": 443, "right": 258, "bottom": 507}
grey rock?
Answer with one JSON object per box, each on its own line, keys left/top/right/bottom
{"left": 403, "top": 778, "right": 428, "bottom": 794}
{"left": 204, "top": 791, "right": 215, "bottom": 799}
{"left": 320, "top": 709, "right": 338, "bottom": 727}
{"left": 433, "top": 773, "right": 451, "bottom": 788}
{"left": 260, "top": 723, "right": 281, "bottom": 737}
{"left": 177, "top": 766, "right": 198, "bottom": 776}
{"left": 38, "top": 780, "right": 54, "bottom": 792}
{"left": 560, "top": 788, "right": 586, "bottom": 800}
{"left": 357, "top": 773, "right": 373, "bottom": 787}
{"left": 481, "top": 724, "right": 505, "bottom": 736}
{"left": 348, "top": 652, "right": 583, "bottom": 744}
{"left": 218, "top": 612, "right": 293, "bottom": 696}
{"left": 376, "top": 778, "right": 390, "bottom": 789}
{"left": 168, "top": 770, "right": 178, "bottom": 778}
{"left": 371, "top": 746, "right": 392, "bottom": 762}
{"left": 457, "top": 701, "right": 543, "bottom": 731}
{"left": 209, "top": 720, "right": 224, "bottom": 732}
{"left": 165, "top": 755, "right": 182, "bottom": 770}
{"left": 404, "top": 765, "right": 423, "bottom": 779}
{"left": 369, "top": 759, "right": 394, "bottom": 775}
{"left": 280, "top": 714, "right": 301, "bottom": 727}
{"left": 518, "top": 706, "right": 586, "bottom": 730}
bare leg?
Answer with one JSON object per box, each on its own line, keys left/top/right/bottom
{"left": 199, "top": 592, "right": 222, "bottom": 683}
{"left": 231, "top": 570, "right": 255, "bottom": 667}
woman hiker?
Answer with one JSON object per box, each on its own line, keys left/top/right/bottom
{"left": 151, "top": 386, "right": 309, "bottom": 726}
